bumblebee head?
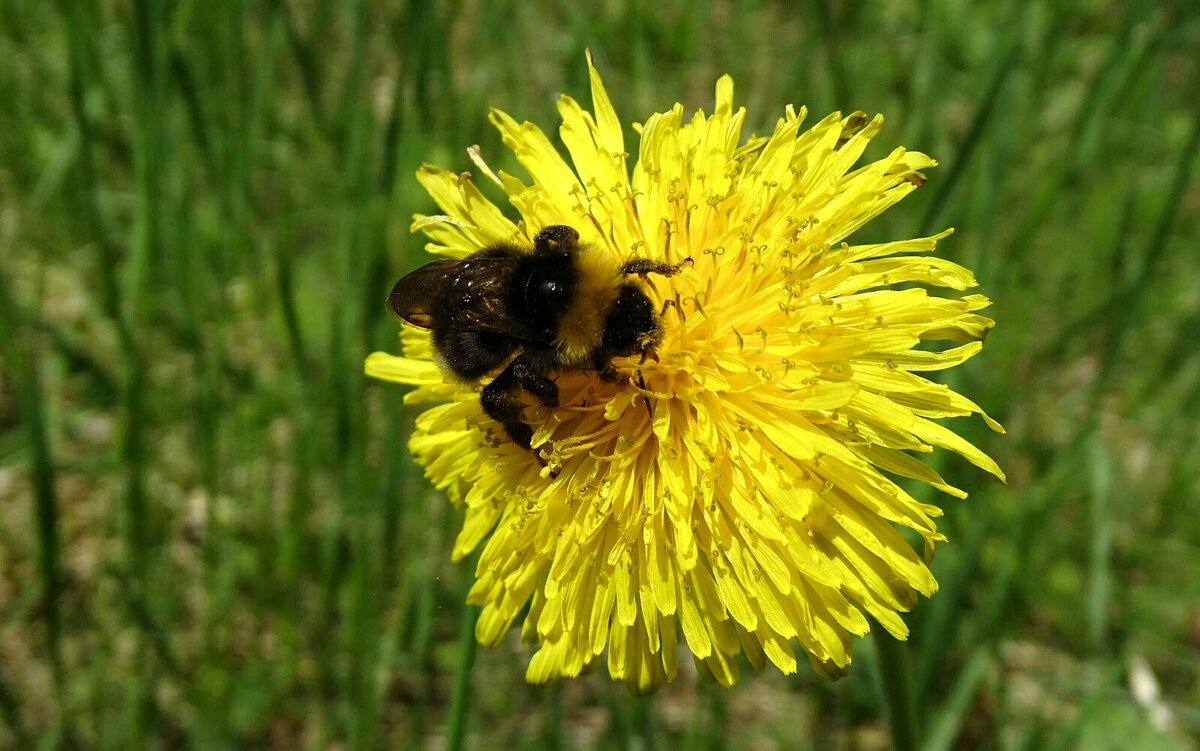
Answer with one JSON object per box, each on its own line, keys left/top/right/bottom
{"left": 602, "top": 283, "right": 661, "bottom": 356}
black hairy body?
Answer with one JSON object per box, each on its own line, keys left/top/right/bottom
{"left": 388, "top": 225, "right": 688, "bottom": 459}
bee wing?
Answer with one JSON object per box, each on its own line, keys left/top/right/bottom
{"left": 389, "top": 251, "right": 555, "bottom": 346}
{"left": 450, "top": 270, "right": 545, "bottom": 338}
{"left": 387, "top": 258, "right": 460, "bottom": 328}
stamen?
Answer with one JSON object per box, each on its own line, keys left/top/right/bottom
{"left": 754, "top": 325, "right": 769, "bottom": 353}
{"left": 661, "top": 218, "right": 674, "bottom": 262}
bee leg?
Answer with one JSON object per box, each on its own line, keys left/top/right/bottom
{"left": 533, "top": 225, "right": 581, "bottom": 254}
{"left": 637, "top": 371, "right": 654, "bottom": 419}
{"left": 509, "top": 355, "right": 559, "bottom": 408}
{"left": 619, "top": 257, "right": 694, "bottom": 277}
{"left": 595, "top": 361, "right": 625, "bottom": 383}
{"left": 594, "top": 356, "right": 654, "bottom": 417}
{"left": 638, "top": 347, "right": 660, "bottom": 365}
{"left": 481, "top": 355, "right": 560, "bottom": 469}
{"left": 480, "top": 360, "right": 535, "bottom": 451}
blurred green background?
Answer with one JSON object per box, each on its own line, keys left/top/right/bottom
{"left": 2, "top": 1, "right": 1199, "bottom": 749}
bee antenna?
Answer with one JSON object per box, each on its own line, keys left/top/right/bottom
{"left": 637, "top": 371, "right": 654, "bottom": 419}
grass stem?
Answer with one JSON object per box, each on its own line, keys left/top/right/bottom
{"left": 875, "top": 632, "right": 919, "bottom": 751}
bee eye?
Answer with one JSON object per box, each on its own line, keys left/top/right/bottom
{"left": 538, "top": 279, "right": 562, "bottom": 298}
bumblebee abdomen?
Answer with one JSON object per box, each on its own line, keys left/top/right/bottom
{"left": 432, "top": 326, "right": 520, "bottom": 381}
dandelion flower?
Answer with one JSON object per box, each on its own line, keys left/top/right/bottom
{"left": 366, "top": 55, "right": 1004, "bottom": 694}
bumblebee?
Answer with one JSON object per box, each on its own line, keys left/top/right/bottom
{"left": 388, "top": 225, "right": 688, "bottom": 458}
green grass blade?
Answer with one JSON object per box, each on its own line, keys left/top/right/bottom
{"left": 1086, "top": 437, "right": 1115, "bottom": 652}
{"left": 0, "top": 264, "right": 64, "bottom": 699}
{"left": 445, "top": 603, "right": 480, "bottom": 751}
{"left": 874, "top": 632, "right": 919, "bottom": 751}
{"left": 0, "top": 664, "right": 34, "bottom": 749}
{"left": 541, "top": 682, "right": 564, "bottom": 751}
{"left": 918, "top": 36, "right": 1019, "bottom": 235}
{"left": 920, "top": 646, "right": 991, "bottom": 751}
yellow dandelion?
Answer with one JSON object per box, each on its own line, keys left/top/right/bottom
{"left": 366, "top": 54, "right": 1004, "bottom": 694}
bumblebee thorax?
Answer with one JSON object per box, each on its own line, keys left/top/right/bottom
{"left": 553, "top": 250, "right": 623, "bottom": 363}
